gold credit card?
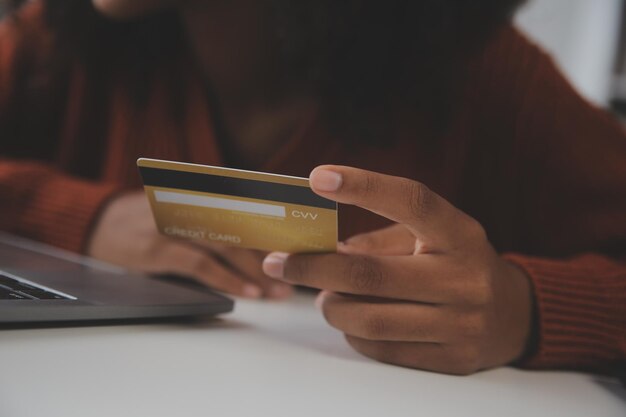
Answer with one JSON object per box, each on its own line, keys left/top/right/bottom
{"left": 137, "top": 158, "right": 337, "bottom": 253}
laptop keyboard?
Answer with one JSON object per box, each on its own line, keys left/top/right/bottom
{"left": 0, "top": 274, "right": 71, "bottom": 300}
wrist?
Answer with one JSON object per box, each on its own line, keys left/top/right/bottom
{"left": 499, "top": 260, "right": 536, "bottom": 365}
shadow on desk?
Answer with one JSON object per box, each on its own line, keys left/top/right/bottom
{"left": 593, "top": 375, "right": 626, "bottom": 402}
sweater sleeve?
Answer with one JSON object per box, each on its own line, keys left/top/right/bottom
{"left": 471, "top": 27, "right": 626, "bottom": 374}
{"left": 0, "top": 160, "right": 120, "bottom": 253}
{"left": 504, "top": 253, "right": 625, "bottom": 373}
{"left": 0, "top": 4, "right": 121, "bottom": 253}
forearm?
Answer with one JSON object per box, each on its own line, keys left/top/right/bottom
{"left": 0, "top": 159, "right": 121, "bottom": 253}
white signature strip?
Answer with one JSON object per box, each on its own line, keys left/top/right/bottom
{"left": 154, "top": 190, "right": 286, "bottom": 218}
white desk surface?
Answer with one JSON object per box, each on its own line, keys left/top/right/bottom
{"left": 1, "top": 292, "right": 624, "bottom": 417}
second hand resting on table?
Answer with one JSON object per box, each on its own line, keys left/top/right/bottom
{"left": 87, "top": 191, "right": 292, "bottom": 299}
{"left": 263, "top": 165, "right": 534, "bottom": 375}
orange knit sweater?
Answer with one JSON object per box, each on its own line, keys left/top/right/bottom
{"left": 1, "top": 4, "right": 625, "bottom": 374}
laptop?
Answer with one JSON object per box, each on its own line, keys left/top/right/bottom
{"left": 0, "top": 232, "right": 233, "bottom": 325}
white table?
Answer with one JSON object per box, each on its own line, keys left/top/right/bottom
{"left": 1, "top": 293, "right": 624, "bottom": 417}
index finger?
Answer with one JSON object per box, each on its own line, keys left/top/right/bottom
{"left": 309, "top": 165, "right": 463, "bottom": 249}
{"left": 263, "top": 252, "right": 461, "bottom": 304}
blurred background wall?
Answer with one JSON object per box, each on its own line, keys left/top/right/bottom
{"left": 1, "top": 0, "right": 625, "bottom": 114}
{"left": 516, "top": 0, "right": 625, "bottom": 112}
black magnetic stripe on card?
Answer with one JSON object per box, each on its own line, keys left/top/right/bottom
{"left": 139, "top": 167, "right": 337, "bottom": 210}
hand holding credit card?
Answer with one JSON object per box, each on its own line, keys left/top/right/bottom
{"left": 137, "top": 158, "right": 338, "bottom": 253}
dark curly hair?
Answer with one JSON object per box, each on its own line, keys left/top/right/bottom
{"left": 3, "top": 0, "right": 526, "bottom": 160}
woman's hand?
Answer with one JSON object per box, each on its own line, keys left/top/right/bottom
{"left": 87, "top": 191, "right": 292, "bottom": 299}
{"left": 263, "top": 166, "right": 533, "bottom": 374}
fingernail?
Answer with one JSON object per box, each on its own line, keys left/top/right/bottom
{"left": 310, "top": 168, "right": 342, "bottom": 192}
{"left": 242, "top": 284, "right": 262, "bottom": 299}
{"left": 262, "top": 252, "right": 289, "bottom": 279}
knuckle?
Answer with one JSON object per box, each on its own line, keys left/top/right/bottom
{"left": 462, "top": 215, "right": 488, "bottom": 243}
{"left": 453, "top": 266, "right": 494, "bottom": 305}
{"left": 468, "top": 272, "right": 494, "bottom": 305}
{"left": 402, "top": 180, "right": 430, "bottom": 222}
{"left": 362, "top": 172, "right": 381, "bottom": 199}
{"left": 347, "top": 257, "right": 385, "bottom": 293}
{"left": 288, "top": 255, "right": 313, "bottom": 283}
{"left": 446, "top": 214, "right": 487, "bottom": 253}
{"left": 360, "top": 313, "right": 388, "bottom": 340}
{"left": 460, "top": 313, "right": 490, "bottom": 340}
